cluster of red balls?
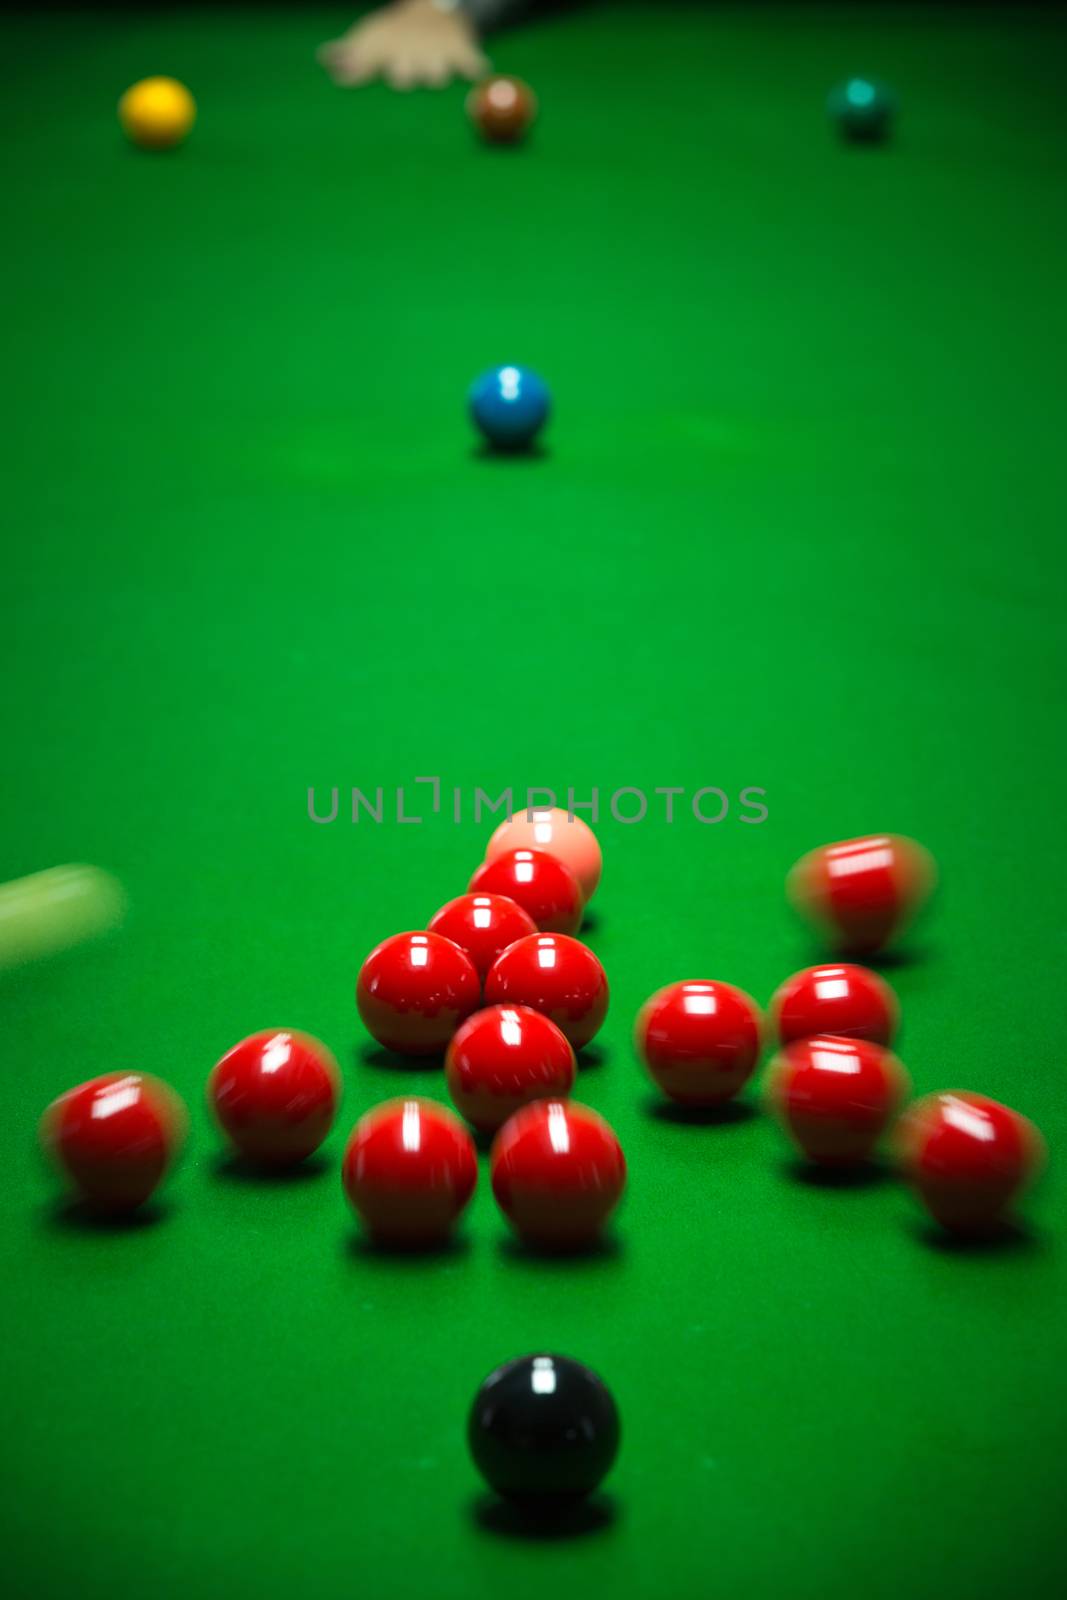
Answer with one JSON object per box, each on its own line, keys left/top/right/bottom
{"left": 767, "top": 837, "right": 1042, "bottom": 1235}
{"left": 38, "top": 809, "right": 628, "bottom": 1251}
{"left": 637, "top": 960, "right": 1044, "bottom": 1234}
{"left": 348, "top": 809, "right": 623, "bottom": 1246}
{"left": 39, "top": 820, "right": 1045, "bottom": 1243}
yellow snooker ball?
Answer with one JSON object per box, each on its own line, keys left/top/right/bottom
{"left": 118, "top": 76, "right": 196, "bottom": 151}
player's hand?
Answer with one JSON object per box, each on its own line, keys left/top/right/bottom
{"left": 318, "top": 0, "right": 489, "bottom": 91}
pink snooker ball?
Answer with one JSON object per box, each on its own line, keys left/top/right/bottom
{"left": 485, "top": 807, "right": 602, "bottom": 902}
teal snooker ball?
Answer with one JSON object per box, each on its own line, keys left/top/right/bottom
{"left": 827, "top": 78, "right": 896, "bottom": 144}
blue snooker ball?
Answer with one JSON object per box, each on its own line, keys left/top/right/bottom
{"left": 469, "top": 365, "right": 550, "bottom": 451}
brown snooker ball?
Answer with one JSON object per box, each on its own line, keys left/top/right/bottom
{"left": 467, "top": 75, "right": 537, "bottom": 145}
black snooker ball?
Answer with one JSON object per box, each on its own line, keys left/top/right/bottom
{"left": 468, "top": 1353, "right": 620, "bottom": 1503}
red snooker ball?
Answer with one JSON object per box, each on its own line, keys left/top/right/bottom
{"left": 427, "top": 892, "right": 537, "bottom": 980}
{"left": 485, "top": 806, "right": 603, "bottom": 902}
{"left": 40, "top": 1072, "right": 187, "bottom": 1213}
{"left": 484, "top": 933, "right": 608, "bottom": 1050}
{"left": 767, "top": 1034, "right": 910, "bottom": 1166}
{"left": 208, "top": 1029, "right": 341, "bottom": 1166}
{"left": 469, "top": 849, "right": 583, "bottom": 936}
{"left": 356, "top": 931, "right": 481, "bottom": 1056}
{"left": 446, "top": 1005, "right": 576, "bottom": 1133}
{"left": 771, "top": 963, "right": 899, "bottom": 1047}
{"left": 342, "top": 1097, "right": 477, "bottom": 1245}
{"left": 895, "top": 1091, "right": 1045, "bottom": 1235}
{"left": 491, "top": 1099, "right": 626, "bottom": 1248}
{"left": 634, "top": 980, "right": 762, "bottom": 1106}
{"left": 788, "top": 833, "right": 936, "bottom": 955}
{"left": 467, "top": 74, "right": 537, "bottom": 144}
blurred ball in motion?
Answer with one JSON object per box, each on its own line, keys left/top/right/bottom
{"left": 896, "top": 1091, "right": 1045, "bottom": 1236}
{"left": 788, "top": 834, "right": 935, "bottom": 955}
{"left": 41, "top": 1072, "right": 187, "bottom": 1213}
{"left": 0, "top": 864, "right": 125, "bottom": 972}
{"left": 767, "top": 1034, "right": 910, "bottom": 1166}
{"left": 467, "top": 75, "right": 537, "bottom": 144}
{"left": 119, "top": 76, "right": 196, "bottom": 150}
{"left": 208, "top": 1030, "right": 342, "bottom": 1166}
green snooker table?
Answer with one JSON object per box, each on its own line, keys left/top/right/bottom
{"left": 3, "top": 3, "right": 1066, "bottom": 1596}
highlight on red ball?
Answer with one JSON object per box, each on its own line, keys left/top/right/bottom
{"left": 766, "top": 1034, "right": 910, "bottom": 1167}
{"left": 634, "top": 979, "right": 763, "bottom": 1107}
{"left": 208, "top": 1029, "right": 341, "bottom": 1167}
{"left": 40, "top": 1071, "right": 188, "bottom": 1214}
{"left": 469, "top": 848, "right": 583, "bottom": 936}
{"left": 342, "top": 1097, "right": 478, "bottom": 1247}
{"left": 484, "top": 806, "right": 602, "bottom": 903}
{"left": 490, "top": 1099, "right": 626, "bottom": 1250}
{"left": 895, "top": 1091, "right": 1045, "bottom": 1236}
{"left": 770, "top": 963, "right": 899, "bottom": 1048}
{"left": 356, "top": 930, "right": 481, "bottom": 1056}
{"left": 484, "top": 932, "right": 609, "bottom": 1051}
{"left": 427, "top": 893, "right": 537, "bottom": 980}
{"left": 788, "top": 833, "right": 936, "bottom": 956}
{"left": 446, "top": 1005, "right": 576, "bottom": 1133}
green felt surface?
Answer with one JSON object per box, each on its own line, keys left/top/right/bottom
{"left": 2, "top": 4, "right": 1066, "bottom": 1597}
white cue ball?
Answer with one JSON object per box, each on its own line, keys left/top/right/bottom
{"left": 0, "top": 865, "right": 126, "bottom": 970}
